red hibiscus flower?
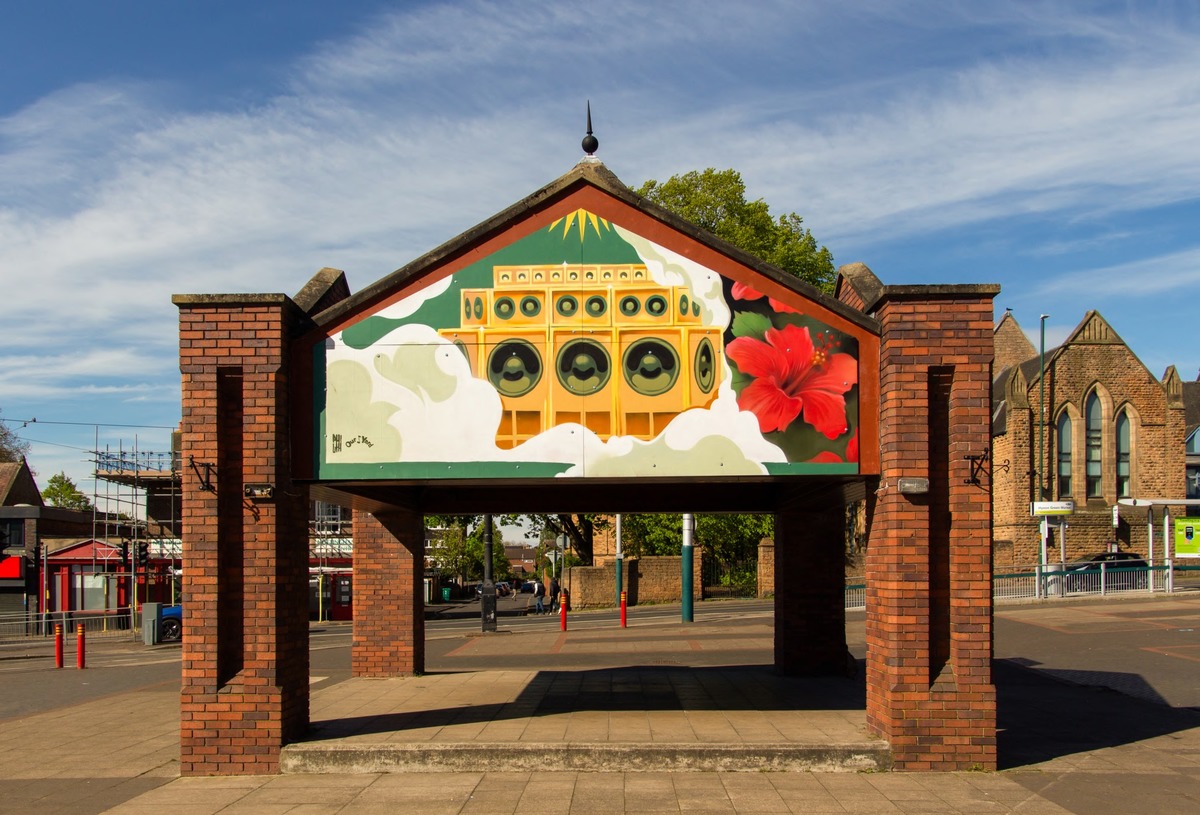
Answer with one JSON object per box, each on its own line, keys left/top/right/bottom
{"left": 726, "top": 323, "right": 857, "bottom": 437}
{"left": 730, "top": 282, "right": 799, "bottom": 314}
{"left": 806, "top": 431, "right": 859, "bottom": 464}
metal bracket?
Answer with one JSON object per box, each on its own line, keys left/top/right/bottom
{"left": 964, "top": 449, "right": 1000, "bottom": 486}
{"left": 189, "top": 456, "right": 216, "bottom": 492}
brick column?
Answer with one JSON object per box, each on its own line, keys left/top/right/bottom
{"left": 352, "top": 509, "right": 425, "bottom": 676}
{"left": 774, "top": 505, "right": 849, "bottom": 675}
{"left": 865, "top": 286, "right": 998, "bottom": 771}
{"left": 175, "top": 294, "right": 311, "bottom": 776}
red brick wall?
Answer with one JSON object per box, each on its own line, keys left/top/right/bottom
{"left": 865, "top": 289, "right": 997, "bottom": 771}
{"left": 351, "top": 509, "right": 425, "bottom": 676}
{"left": 175, "top": 295, "right": 311, "bottom": 776}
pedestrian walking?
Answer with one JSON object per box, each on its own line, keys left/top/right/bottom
{"left": 549, "top": 577, "right": 561, "bottom": 613}
{"left": 533, "top": 579, "right": 546, "bottom": 614}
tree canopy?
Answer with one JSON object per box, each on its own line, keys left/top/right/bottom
{"left": 620, "top": 513, "right": 773, "bottom": 564}
{"left": 42, "top": 471, "right": 94, "bottom": 511}
{"left": 636, "top": 168, "right": 836, "bottom": 292}
{"left": 0, "top": 408, "right": 31, "bottom": 463}
{"left": 425, "top": 515, "right": 513, "bottom": 586}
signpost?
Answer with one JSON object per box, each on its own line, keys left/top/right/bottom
{"left": 1031, "top": 502, "right": 1073, "bottom": 568}
{"left": 1030, "top": 501, "right": 1074, "bottom": 516}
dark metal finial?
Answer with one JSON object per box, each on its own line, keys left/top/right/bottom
{"left": 582, "top": 101, "right": 599, "bottom": 155}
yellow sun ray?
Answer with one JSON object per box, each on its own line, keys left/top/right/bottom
{"left": 549, "top": 209, "right": 611, "bottom": 241}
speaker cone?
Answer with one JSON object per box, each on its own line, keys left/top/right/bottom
{"left": 623, "top": 338, "right": 679, "bottom": 396}
{"left": 487, "top": 340, "right": 542, "bottom": 397}
{"left": 520, "top": 295, "right": 542, "bottom": 317}
{"left": 585, "top": 295, "right": 608, "bottom": 317}
{"left": 694, "top": 337, "right": 716, "bottom": 393}
{"left": 556, "top": 339, "right": 611, "bottom": 395}
{"left": 494, "top": 296, "right": 515, "bottom": 320}
{"left": 556, "top": 295, "right": 578, "bottom": 317}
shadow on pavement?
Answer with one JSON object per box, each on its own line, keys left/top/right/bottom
{"left": 996, "top": 657, "right": 1200, "bottom": 769}
{"left": 307, "top": 664, "right": 867, "bottom": 741}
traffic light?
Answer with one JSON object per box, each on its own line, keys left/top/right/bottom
{"left": 136, "top": 542, "right": 150, "bottom": 568}
{"left": 119, "top": 542, "right": 130, "bottom": 568}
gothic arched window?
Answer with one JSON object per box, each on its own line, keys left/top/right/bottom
{"left": 1115, "top": 410, "right": 1131, "bottom": 498}
{"left": 1085, "top": 392, "right": 1103, "bottom": 498}
{"left": 1057, "top": 412, "right": 1072, "bottom": 498}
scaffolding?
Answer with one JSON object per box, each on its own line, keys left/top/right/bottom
{"left": 91, "top": 438, "right": 182, "bottom": 562}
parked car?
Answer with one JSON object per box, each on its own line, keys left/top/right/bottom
{"left": 1059, "top": 551, "right": 1149, "bottom": 593}
{"left": 474, "top": 582, "right": 513, "bottom": 597}
{"left": 159, "top": 605, "right": 183, "bottom": 642}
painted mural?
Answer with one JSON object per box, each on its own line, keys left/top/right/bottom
{"left": 318, "top": 210, "right": 859, "bottom": 479}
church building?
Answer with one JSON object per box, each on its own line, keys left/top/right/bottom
{"left": 991, "top": 311, "right": 1186, "bottom": 566}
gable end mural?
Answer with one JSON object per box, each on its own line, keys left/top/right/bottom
{"left": 317, "top": 208, "right": 863, "bottom": 480}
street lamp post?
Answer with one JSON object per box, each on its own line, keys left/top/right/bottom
{"left": 1038, "top": 313, "right": 1049, "bottom": 502}
{"left": 681, "top": 513, "right": 694, "bottom": 623}
{"left": 481, "top": 515, "right": 496, "bottom": 632}
{"left": 614, "top": 514, "right": 623, "bottom": 609}
{"left": 1039, "top": 314, "right": 1049, "bottom": 566}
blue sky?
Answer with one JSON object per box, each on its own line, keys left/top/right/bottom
{"left": 3, "top": 0, "right": 1199, "bottom": 502}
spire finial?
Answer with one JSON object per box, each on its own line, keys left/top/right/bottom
{"left": 582, "top": 101, "right": 599, "bottom": 156}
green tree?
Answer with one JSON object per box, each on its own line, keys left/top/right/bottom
{"left": 620, "top": 513, "right": 773, "bottom": 562}
{"left": 42, "top": 471, "right": 94, "bottom": 511}
{"left": 519, "top": 513, "right": 610, "bottom": 567}
{"left": 636, "top": 168, "right": 836, "bottom": 292}
{"left": 465, "top": 517, "right": 512, "bottom": 580}
{"left": 0, "top": 408, "right": 31, "bottom": 463}
{"left": 426, "top": 515, "right": 513, "bottom": 586}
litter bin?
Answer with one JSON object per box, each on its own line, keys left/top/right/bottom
{"left": 441, "top": 587, "right": 452, "bottom": 602}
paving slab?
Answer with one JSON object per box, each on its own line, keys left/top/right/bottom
{"left": 5, "top": 595, "right": 1200, "bottom": 813}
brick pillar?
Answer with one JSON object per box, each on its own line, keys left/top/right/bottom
{"left": 175, "top": 294, "right": 311, "bottom": 776}
{"left": 865, "top": 286, "right": 998, "bottom": 771}
{"left": 774, "top": 504, "right": 849, "bottom": 675}
{"left": 352, "top": 509, "right": 425, "bottom": 676}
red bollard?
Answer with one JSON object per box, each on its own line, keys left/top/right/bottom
{"left": 620, "top": 590, "right": 627, "bottom": 628}
{"left": 76, "top": 623, "right": 86, "bottom": 669}
{"left": 54, "top": 624, "right": 63, "bottom": 669}
{"left": 560, "top": 595, "right": 568, "bottom": 631}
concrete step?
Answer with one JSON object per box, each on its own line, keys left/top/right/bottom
{"left": 280, "top": 740, "right": 892, "bottom": 773}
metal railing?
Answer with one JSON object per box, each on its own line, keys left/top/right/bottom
{"left": 0, "top": 608, "right": 142, "bottom": 642}
{"left": 846, "top": 562, "right": 1198, "bottom": 609}
{"left": 995, "top": 561, "right": 1166, "bottom": 602}
{"left": 845, "top": 581, "right": 866, "bottom": 610}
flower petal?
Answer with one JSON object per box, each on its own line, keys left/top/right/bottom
{"left": 798, "top": 389, "right": 850, "bottom": 439}
{"left": 726, "top": 335, "right": 786, "bottom": 379}
{"left": 808, "top": 451, "right": 843, "bottom": 463}
{"left": 737, "top": 377, "right": 803, "bottom": 433}
{"left": 731, "top": 282, "right": 764, "bottom": 301}
{"left": 763, "top": 324, "right": 815, "bottom": 386}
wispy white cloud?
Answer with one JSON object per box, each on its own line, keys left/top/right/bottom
{"left": 2, "top": 0, "right": 1199, "bottom": 433}
{"left": 1031, "top": 247, "right": 1200, "bottom": 299}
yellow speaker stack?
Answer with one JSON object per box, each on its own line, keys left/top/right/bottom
{"left": 440, "top": 264, "right": 722, "bottom": 449}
